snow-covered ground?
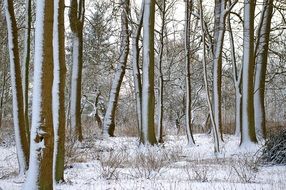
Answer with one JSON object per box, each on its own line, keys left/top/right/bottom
{"left": 0, "top": 133, "right": 285, "bottom": 190}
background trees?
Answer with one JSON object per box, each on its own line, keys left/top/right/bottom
{"left": 0, "top": 0, "right": 285, "bottom": 187}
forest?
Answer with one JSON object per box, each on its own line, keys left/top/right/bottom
{"left": 0, "top": 0, "right": 286, "bottom": 189}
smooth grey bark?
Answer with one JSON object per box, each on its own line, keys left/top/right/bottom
{"left": 240, "top": 0, "right": 258, "bottom": 145}
{"left": 141, "top": 0, "right": 157, "bottom": 145}
{"left": 103, "top": 0, "right": 130, "bottom": 137}
{"left": 254, "top": 0, "right": 273, "bottom": 140}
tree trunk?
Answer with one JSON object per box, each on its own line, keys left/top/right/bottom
{"left": 254, "top": 0, "right": 273, "bottom": 140}
{"left": 157, "top": 0, "right": 166, "bottom": 144}
{"left": 141, "top": 0, "right": 157, "bottom": 145}
{"left": 131, "top": 3, "right": 143, "bottom": 142}
{"left": 227, "top": 14, "right": 242, "bottom": 136}
{"left": 184, "top": 0, "right": 195, "bottom": 146}
{"left": 103, "top": 0, "right": 130, "bottom": 137}
{"left": 199, "top": 0, "right": 220, "bottom": 153}
{"left": 212, "top": 0, "right": 227, "bottom": 142}
{"left": 23, "top": 0, "right": 54, "bottom": 189}
{"left": 69, "top": 0, "right": 85, "bottom": 142}
{"left": 240, "top": 0, "right": 258, "bottom": 146}
{"left": 4, "top": 0, "right": 29, "bottom": 175}
{"left": 22, "top": 0, "right": 32, "bottom": 142}
{"left": 53, "top": 0, "right": 66, "bottom": 182}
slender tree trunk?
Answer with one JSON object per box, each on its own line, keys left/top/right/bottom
{"left": 69, "top": 0, "right": 85, "bottom": 142}
{"left": 22, "top": 0, "right": 32, "bottom": 142}
{"left": 0, "top": 56, "right": 8, "bottom": 129}
{"left": 23, "top": 0, "right": 54, "bottom": 189}
{"left": 4, "top": 0, "right": 29, "bottom": 175}
{"left": 199, "top": 0, "right": 220, "bottom": 153}
{"left": 157, "top": 0, "right": 166, "bottom": 144}
{"left": 141, "top": 0, "right": 157, "bottom": 145}
{"left": 227, "top": 14, "right": 242, "bottom": 136}
{"left": 103, "top": 0, "right": 130, "bottom": 137}
{"left": 240, "top": 0, "right": 258, "bottom": 146}
{"left": 131, "top": 2, "right": 144, "bottom": 142}
{"left": 254, "top": 0, "right": 273, "bottom": 140}
{"left": 53, "top": 0, "right": 66, "bottom": 182}
{"left": 212, "top": 0, "right": 227, "bottom": 141}
{"left": 184, "top": 0, "right": 195, "bottom": 146}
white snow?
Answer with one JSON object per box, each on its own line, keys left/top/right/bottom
{"left": 1, "top": 133, "right": 286, "bottom": 190}
{"left": 53, "top": 0, "right": 60, "bottom": 185}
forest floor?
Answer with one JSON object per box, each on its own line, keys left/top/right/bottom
{"left": 0, "top": 126, "right": 286, "bottom": 190}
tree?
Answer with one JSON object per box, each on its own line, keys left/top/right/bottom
{"left": 53, "top": 0, "right": 66, "bottom": 182}
{"left": 227, "top": 13, "right": 242, "bottom": 136}
{"left": 240, "top": 0, "right": 257, "bottom": 146}
{"left": 254, "top": 0, "right": 274, "bottom": 139}
{"left": 4, "top": 0, "right": 29, "bottom": 175}
{"left": 103, "top": 0, "right": 130, "bottom": 137}
{"left": 22, "top": 0, "right": 32, "bottom": 141}
{"left": 23, "top": 0, "right": 54, "bottom": 188}
{"left": 131, "top": 1, "right": 144, "bottom": 141}
{"left": 212, "top": 0, "right": 226, "bottom": 142}
{"left": 141, "top": 0, "right": 157, "bottom": 145}
{"left": 156, "top": 0, "right": 167, "bottom": 144}
{"left": 184, "top": 0, "right": 195, "bottom": 146}
{"left": 69, "top": 0, "right": 85, "bottom": 142}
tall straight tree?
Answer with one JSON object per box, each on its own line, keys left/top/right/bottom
{"left": 240, "top": 0, "right": 257, "bottom": 146}
{"left": 4, "top": 0, "right": 29, "bottom": 175}
{"left": 184, "top": 0, "right": 195, "bottom": 146}
{"left": 103, "top": 0, "right": 130, "bottom": 137}
{"left": 69, "top": 0, "right": 85, "bottom": 142}
{"left": 22, "top": 0, "right": 32, "bottom": 140}
{"left": 254, "top": 0, "right": 273, "bottom": 139}
{"left": 131, "top": 1, "right": 144, "bottom": 142}
{"left": 157, "top": 0, "right": 166, "bottom": 144}
{"left": 23, "top": 0, "right": 54, "bottom": 189}
{"left": 227, "top": 14, "right": 242, "bottom": 136}
{"left": 212, "top": 0, "right": 226, "bottom": 141}
{"left": 141, "top": 0, "right": 157, "bottom": 145}
{"left": 53, "top": 0, "right": 66, "bottom": 182}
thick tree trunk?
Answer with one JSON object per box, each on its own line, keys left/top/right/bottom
{"left": 22, "top": 0, "right": 32, "bottom": 141}
{"left": 141, "top": 0, "right": 157, "bottom": 145}
{"left": 53, "top": 0, "right": 66, "bottom": 182}
{"left": 4, "top": 0, "right": 29, "bottom": 175}
{"left": 254, "top": 0, "right": 273, "bottom": 140}
{"left": 69, "top": 0, "right": 85, "bottom": 142}
{"left": 103, "top": 0, "right": 130, "bottom": 137}
{"left": 240, "top": 0, "right": 258, "bottom": 146}
{"left": 184, "top": 0, "right": 195, "bottom": 146}
{"left": 23, "top": 0, "right": 54, "bottom": 189}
